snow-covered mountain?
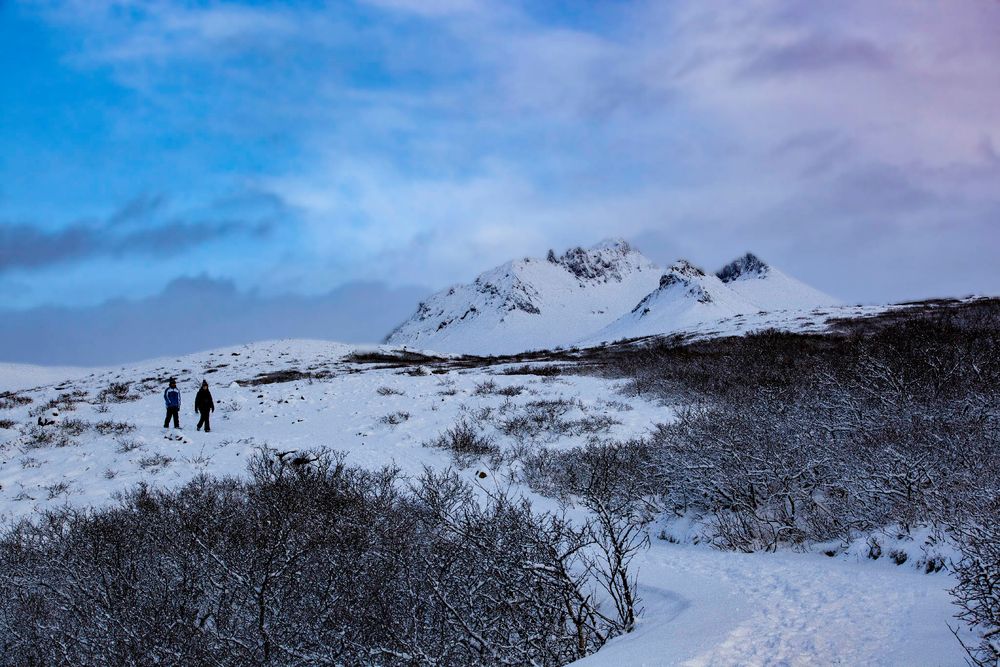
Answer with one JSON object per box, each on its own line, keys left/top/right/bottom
{"left": 716, "top": 252, "right": 840, "bottom": 312}
{"left": 587, "top": 260, "right": 761, "bottom": 344}
{"left": 387, "top": 242, "right": 842, "bottom": 354}
{"left": 587, "top": 253, "right": 842, "bottom": 344}
{"left": 384, "top": 239, "right": 661, "bottom": 355}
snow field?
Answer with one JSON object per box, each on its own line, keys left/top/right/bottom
{"left": 0, "top": 340, "right": 662, "bottom": 523}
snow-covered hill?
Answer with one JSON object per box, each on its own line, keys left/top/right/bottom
{"left": 0, "top": 339, "right": 660, "bottom": 522}
{"left": 587, "top": 260, "right": 759, "bottom": 344}
{"left": 586, "top": 254, "right": 843, "bottom": 345}
{"left": 385, "top": 240, "right": 661, "bottom": 355}
{"left": 716, "top": 251, "right": 841, "bottom": 312}
{"left": 0, "top": 362, "right": 96, "bottom": 392}
{"left": 386, "top": 243, "right": 846, "bottom": 354}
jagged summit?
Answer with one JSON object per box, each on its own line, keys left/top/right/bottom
{"left": 717, "top": 252, "right": 770, "bottom": 282}
{"left": 546, "top": 239, "right": 647, "bottom": 283}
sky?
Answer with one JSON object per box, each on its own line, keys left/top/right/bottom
{"left": 2, "top": 0, "right": 999, "bottom": 364}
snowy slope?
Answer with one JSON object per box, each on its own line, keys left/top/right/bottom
{"left": 0, "top": 363, "right": 97, "bottom": 392}
{"left": 582, "top": 254, "right": 848, "bottom": 346}
{"left": 717, "top": 252, "right": 840, "bottom": 312}
{"left": 0, "top": 339, "right": 662, "bottom": 522}
{"left": 584, "top": 260, "right": 756, "bottom": 344}
{"left": 385, "top": 239, "right": 661, "bottom": 355}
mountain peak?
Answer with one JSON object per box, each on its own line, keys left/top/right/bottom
{"left": 546, "top": 239, "right": 650, "bottom": 284}
{"left": 667, "top": 259, "right": 707, "bottom": 279}
{"left": 589, "top": 237, "right": 633, "bottom": 252}
{"left": 716, "top": 252, "right": 770, "bottom": 283}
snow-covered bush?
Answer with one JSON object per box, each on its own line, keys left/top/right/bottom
{"left": 0, "top": 392, "right": 32, "bottom": 411}
{"left": 593, "top": 300, "right": 1000, "bottom": 552}
{"left": 97, "top": 382, "right": 139, "bottom": 403}
{"left": 380, "top": 411, "right": 410, "bottom": 426}
{"left": 0, "top": 450, "right": 621, "bottom": 666}
{"left": 499, "top": 398, "right": 578, "bottom": 441}
{"left": 94, "top": 420, "right": 136, "bottom": 436}
{"left": 426, "top": 418, "right": 498, "bottom": 463}
{"left": 952, "top": 500, "right": 1000, "bottom": 666}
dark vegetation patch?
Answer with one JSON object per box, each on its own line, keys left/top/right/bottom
{"left": 380, "top": 411, "right": 410, "bottom": 426}
{"left": 426, "top": 419, "right": 498, "bottom": 462}
{"left": 344, "top": 350, "right": 445, "bottom": 367}
{"left": 0, "top": 451, "right": 632, "bottom": 666}
{"left": 58, "top": 418, "right": 91, "bottom": 437}
{"left": 243, "top": 369, "right": 331, "bottom": 386}
{"left": 0, "top": 393, "right": 32, "bottom": 410}
{"left": 23, "top": 425, "right": 72, "bottom": 449}
{"left": 95, "top": 420, "right": 137, "bottom": 436}
{"left": 97, "top": 382, "right": 140, "bottom": 403}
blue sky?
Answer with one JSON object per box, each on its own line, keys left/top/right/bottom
{"left": 2, "top": 0, "right": 1000, "bottom": 363}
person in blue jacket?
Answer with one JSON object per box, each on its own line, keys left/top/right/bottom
{"left": 163, "top": 378, "right": 182, "bottom": 429}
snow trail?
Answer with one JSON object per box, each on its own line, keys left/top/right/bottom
{"left": 574, "top": 542, "right": 961, "bottom": 666}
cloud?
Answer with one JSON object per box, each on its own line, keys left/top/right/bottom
{"left": 0, "top": 194, "right": 280, "bottom": 272}
{"left": 7, "top": 0, "right": 1000, "bottom": 312}
{"left": 0, "top": 277, "right": 430, "bottom": 366}
{"left": 741, "top": 35, "right": 891, "bottom": 77}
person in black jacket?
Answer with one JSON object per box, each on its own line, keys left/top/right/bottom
{"left": 195, "top": 380, "right": 215, "bottom": 432}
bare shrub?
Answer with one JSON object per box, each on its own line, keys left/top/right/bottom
{"left": 426, "top": 419, "right": 498, "bottom": 462}
{"left": 115, "top": 437, "right": 143, "bottom": 454}
{"left": 59, "top": 418, "right": 91, "bottom": 437}
{"left": 44, "top": 481, "right": 70, "bottom": 500}
{"left": 98, "top": 382, "right": 138, "bottom": 403}
{"left": 0, "top": 452, "right": 622, "bottom": 666}
{"left": 376, "top": 386, "right": 404, "bottom": 396}
{"left": 0, "top": 419, "right": 14, "bottom": 430}
{"left": 95, "top": 421, "right": 136, "bottom": 436}
{"left": 502, "top": 364, "right": 561, "bottom": 377}
{"left": 573, "top": 415, "right": 621, "bottom": 434}
{"left": 23, "top": 425, "right": 71, "bottom": 449}
{"left": 0, "top": 393, "right": 32, "bottom": 410}
{"left": 499, "top": 398, "right": 578, "bottom": 441}
{"left": 952, "top": 501, "right": 1000, "bottom": 666}
{"left": 380, "top": 411, "right": 410, "bottom": 426}
{"left": 138, "top": 453, "right": 174, "bottom": 470}
{"left": 474, "top": 379, "right": 498, "bottom": 395}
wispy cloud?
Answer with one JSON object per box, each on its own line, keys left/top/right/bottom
{"left": 0, "top": 194, "right": 278, "bottom": 272}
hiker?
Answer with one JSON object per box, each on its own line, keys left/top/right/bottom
{"left": 195, "top": 380, "right": 215, "bottom": 433}
{"left": 163, "top": 379, "right": 181, "bottom": 429}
